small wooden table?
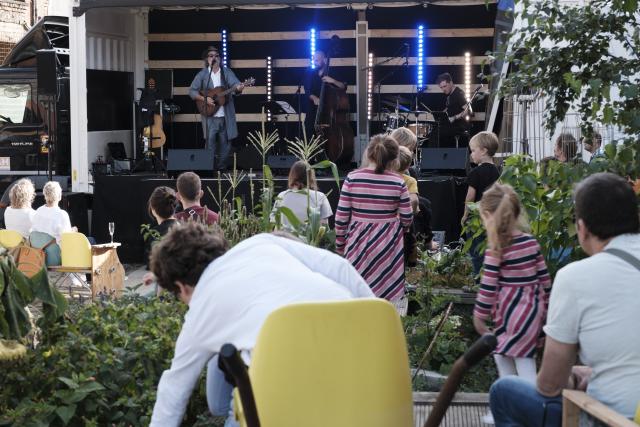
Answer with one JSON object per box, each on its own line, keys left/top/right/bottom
{"left": 90, "top": 243, "right": 125, "bottom": 299}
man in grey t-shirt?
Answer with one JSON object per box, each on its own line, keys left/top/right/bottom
{"left": 489, "top": 173, "right": 640, "bottom": 426}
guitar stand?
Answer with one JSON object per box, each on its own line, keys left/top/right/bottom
{"left": 132, "top": 126, "right": 166, "bottom": 174}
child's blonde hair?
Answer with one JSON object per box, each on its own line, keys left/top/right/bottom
{"left": 470, "top": 131, "right": 499, "bottom": 156}
{"left": 390, "top": 127, "right": 418, "bottom": 153}
{"left": 43, "top": 181, "right": 62, "bottom": 205}
{"left": 396, "top": 146, "right": 413, "bottom": 172}
{"left": 9, "top": 178, "right": 35, "bottom": 209}
{"left": 479, "top": 182, "right": 521, "bottom": 256}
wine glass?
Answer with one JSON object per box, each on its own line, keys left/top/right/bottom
{"left": 108, "top": 222, "right": 115, "bottom": 243}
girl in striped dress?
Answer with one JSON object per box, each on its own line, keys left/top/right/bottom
{"left": 335, "top": 134, "right": 413, "bottom": 302}
{"left": 473, "top": 183, "right": 551, "bottom": 393}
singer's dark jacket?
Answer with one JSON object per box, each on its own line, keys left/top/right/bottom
{"left": 189, "top": 66, "right": 241, "bottom": 140}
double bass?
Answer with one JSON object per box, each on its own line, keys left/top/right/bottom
{"left": 314, "top": 36, "right": 354, "bottom": 166}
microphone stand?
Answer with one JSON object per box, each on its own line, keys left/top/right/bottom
{"left": 203, "top": 60, "right": 215, "bottom": 148}
{"left": 370, "top": 46, "right": 408, "bottom": 130}
{"left": 296, "top": 82, "right": 303, "bottom": 140}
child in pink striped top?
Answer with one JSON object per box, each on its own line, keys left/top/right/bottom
{"left": 473, "top": 183, "right": 551, "bottom": 407}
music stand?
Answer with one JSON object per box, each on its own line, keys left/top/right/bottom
{"left": 261, "top": 101, "right": 297, "bottom": 154}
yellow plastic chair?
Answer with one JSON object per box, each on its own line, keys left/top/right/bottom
{"left": 634, "top": 402, "right": 639, "bottom": 423}
{"left": 227, "top": 299, "right": 413, "bottom": 427}
{"left": 50, "top": 232, "right": 92, "bottom": 296}
{"left": 0, "top": 229, "right": 24, "bottom": 249}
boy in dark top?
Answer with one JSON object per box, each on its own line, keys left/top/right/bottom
{"left": 175, "top": 172, "right": 219, "bottom": 225}
{"left": 462, "top": 131, "right": 500, "bottom": 276}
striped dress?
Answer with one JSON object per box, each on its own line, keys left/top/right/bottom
{"left": 335, "top": 168, "right": 413, "bottom": 301}
{"left": 473, "top": 233, "right": 552, "bottom": 357}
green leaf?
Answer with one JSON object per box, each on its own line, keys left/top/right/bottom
{"left": 58, "top": 377, "right": 79, "bottom": 389}
{"left": 603, "top": 105, "right": 614, "bottom": 123}
{"left": 276, "top": 206, "right": 303, "bottom": 229}
{"left": 55, "top": 405, "right": 76, "bottom": 426}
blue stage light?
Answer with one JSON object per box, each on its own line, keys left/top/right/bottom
{"left": 417, "top": 25, "right": 425, "bottom": 90}
{"left": 310, "top": 28, "right": 316, "bottom": 69}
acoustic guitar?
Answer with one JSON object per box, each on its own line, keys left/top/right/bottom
{"left": 196, "top": 77, "right": 255, "bottom": 117}
{"left": 142, "top": 114, "right": 166, "bottom": 148}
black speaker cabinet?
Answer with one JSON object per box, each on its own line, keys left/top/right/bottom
{"left": 36, "top": 49, "right": 58, "bottom": 96}
{"left": 420, "top": 148, "right": 469, "bottom": 172}
{"left": 167, "top": 149, "right": 214, "bottom": 171}
{"left": 267, "top": 155, "right": 297, "bottom": 169}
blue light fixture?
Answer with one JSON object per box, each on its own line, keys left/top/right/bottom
{"left": 417, "top": 25, "right": 425, "bottom": 90}
{"left": 222, "top": 29, "right": 228, "bottom": 67}
{"left": 310, "top": 28, "right": 316, "bottom": 69}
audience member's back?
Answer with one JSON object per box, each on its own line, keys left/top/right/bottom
{"left": 4, "top": 178, "right": 36, "bottom": 238}
{"left": 544, "top": 173, "right": 640, "bottom": 417}
{"left": 174, "top": 171, "right": 219, "bottom": 225}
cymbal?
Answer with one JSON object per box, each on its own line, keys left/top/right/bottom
{"left": 408, "top": 110, "right": 430, "bottom": 114}
{"left": 382, "top": 95, "right": 412, "bottom": 105}
{"left": 381, "top": 100, "right": 411, "bottom": 112}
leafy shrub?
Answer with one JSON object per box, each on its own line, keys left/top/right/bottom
{"left": 0, "top": 294, "right": 215, "bottom": 426}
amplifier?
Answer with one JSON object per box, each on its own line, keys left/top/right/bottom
{"left": 167, "top": 149, "right": 214, "bottom": 171}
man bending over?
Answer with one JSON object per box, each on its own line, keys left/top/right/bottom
{"left": 149, "top": 223, "right": 374, "bottom": 426}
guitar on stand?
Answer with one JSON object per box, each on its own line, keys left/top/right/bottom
{"left": 196, "top": 77, "right": 255, "bottom": 116}
{"left": 133, "top": 78, "right": 166, "bottom": 173}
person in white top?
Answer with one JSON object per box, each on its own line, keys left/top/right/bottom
{"left": 273, "top": 160, "right": 333, "bottom": 229}
{"left": 489, "top": 172, "right": 640, "bottom": 426}
{"left": 148, "top": 222, "right": 374, "bottom": 427}
{"left": 31, "top": 181, "right": 76, "bottom": 242}
{"left": 3, "top": 178, "right": 36, "bottom": 238}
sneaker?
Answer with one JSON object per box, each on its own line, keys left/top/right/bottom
{"left": 481, "top": 412, "right": 495, "bottom": 425}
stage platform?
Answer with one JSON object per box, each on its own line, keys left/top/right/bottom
{"left": 92, "top": 173, "right": 467, "bottom": 263}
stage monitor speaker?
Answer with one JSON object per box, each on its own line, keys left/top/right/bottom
{"left": 420, "top": 148, "right": 468, "bottom": 171}
{"left": 145, "top": 69, "right": 173, "bottom": 100}
{"left": 267, "top": 155, "right": 297, "bottom": 170}
{"left": 167, "top": 149, "right": 214, "bottom": 171}
{"left": 36, "top": 49, "right": 58, "bottom": 96}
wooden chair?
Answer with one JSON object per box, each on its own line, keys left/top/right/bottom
{"left": 48, "top": 232, "right": 125, "bottom": 300}
{"left": 0, "top": 229, "right": 24, "bottom": 249}
{"left": 563, "top": 390, "right": 639, "bottom": 427}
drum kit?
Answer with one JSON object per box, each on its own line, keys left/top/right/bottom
{"left": 381, "top": 95, "right": 437, "bottom": 146}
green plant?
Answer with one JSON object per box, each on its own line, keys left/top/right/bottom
{"left": 0, "top": 247, "right": 66, "bottom": 343}
{"left": 423, "top": 245, "right": 474, "bottom": 290}
{"left": 491, "top": 0, "right": 640, "bottom": 139}
{"left": 0, "top": 293, "right": 214, "bottom": 426}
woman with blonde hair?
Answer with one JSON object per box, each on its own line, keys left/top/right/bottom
{"left": 4, "top": 178, "right": 36, "bottom": 237}
{"left": 32, "top": 181, "right": 75, "bottom": 242}
{"left": 335, "top": 134, "right": 413, "bottom": 302}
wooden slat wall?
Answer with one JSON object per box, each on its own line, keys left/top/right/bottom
{"left": 147, "top": 5, "right": 497, "bottom": 161}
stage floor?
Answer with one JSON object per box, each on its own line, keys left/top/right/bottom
{"left": 92, "top": 173, "right": 467, "bottom": 263}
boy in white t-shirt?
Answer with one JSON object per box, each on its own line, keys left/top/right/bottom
{"left": 32, "top": 181, "right": 76, "bottom": 242}
{"left": 4, "top": 178, "right": 36, "bottom": 238}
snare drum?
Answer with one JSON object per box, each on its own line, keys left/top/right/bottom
{"left": 385, "top": 114, "right": 407, "bottom": 132}
{"left": 408, "top": 122, "right": 432, "bottom": 138}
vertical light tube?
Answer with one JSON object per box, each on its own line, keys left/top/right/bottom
{"left": 222, "top": 29, "right": 228, "bottom": 67}
{"left": 465, "top": 51, "right": 472, "bottom": 102}
{"left": 417, "top": 25, "right": 425, "bottom": 90}
{"left": 267, "top": 56, "right": 272, "bottom": 121}
{"left": 310, "top": 28, "right": 316, "bottom": 69}
{"left": 367, "top": 52, "right": 373, "bottom": 120}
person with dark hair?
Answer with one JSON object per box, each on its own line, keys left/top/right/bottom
{"left": 582, "top": 131, "right": 604, "bottom": 162}
{"left": 189, "top": 46, "right": 246, "bottom": 171}
{"left": 553, "top": 132, "right": 579, "bottom": 163}
{"left": 148, "top": 222, "right": 374, "bottom": 427}
{"left": 489, "top": 172, "right": 640, "bottom": 427}
{"left": 273, "top": 160, "right": 332, "bottom": 229}
{"left": 303, "top": 50, "right": 347, "bottom": 141}
{"left": 143, "top": 186, "right": 179, "bottom": 268}
{"left": 435, "top": 72, "right": 471, "bottom": 147}
{"left": 174, "top": 171, "right": 218, "bottom": 225}
{"left": 335, "top": 134, "right": 413, "bottom": 302}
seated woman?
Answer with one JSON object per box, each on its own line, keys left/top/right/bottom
{"left": 32, "top": 181, "right": 75, "bottom": 242}
{"left": 273, "top": 160, "right": 333, "bottom": 229}
{"left": 4, "top": 178, "right": 36, "bottom": 238}
{"left": 144, "top": 186, "right": 179, "bottom": 266}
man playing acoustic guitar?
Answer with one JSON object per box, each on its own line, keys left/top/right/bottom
{"left": 189, "top": 46, "right": 246, "bottom": 171}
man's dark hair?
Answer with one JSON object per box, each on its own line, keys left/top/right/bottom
{"left": 574, "top": 172, "right": 639, "bottom": 240}
{"left": 176, "top": 171, "right": 201, "bottom": 201}
{"left": 202, "top": 45, "right": 219, "bottom": 59}
{"left": 436, "top": 73, "right": 453, "bottom": 84}
{"left": 150, "top": 222, "right": 229, "bottom": 294}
